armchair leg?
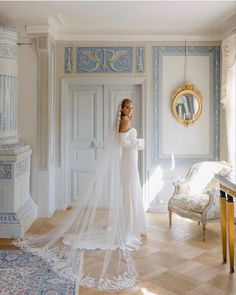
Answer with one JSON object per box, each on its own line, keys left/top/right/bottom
{"left": 169, "top": 210, "right": 172, "bottom": 227}
{"left": 202, "top": 223, "right": 206, "bottom": 241}
{"left": 198, "top": 221, "right": 200, "bottom": 225}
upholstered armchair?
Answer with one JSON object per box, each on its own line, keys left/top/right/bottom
{"left": 168, "top": 161, "right": 231, "bottom": 241}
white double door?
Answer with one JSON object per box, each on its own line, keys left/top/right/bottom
{"left": 66, "top": 83, "right": 141, "bottom": 203}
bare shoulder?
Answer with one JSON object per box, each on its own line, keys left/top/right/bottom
{"left": 119, "top": 117, "right": 130, "bottom": 132}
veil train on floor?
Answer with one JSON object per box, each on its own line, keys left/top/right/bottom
{"left": 13, "top": 101, "right": 142, "bottom": 291}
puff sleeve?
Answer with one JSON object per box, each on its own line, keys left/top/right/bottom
{"left": 119, "top": 133, "right": 144, "bottom": 150}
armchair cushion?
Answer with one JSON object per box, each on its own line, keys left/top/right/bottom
{"left": 170, "top": 193, "right": 209, "bottom": 213}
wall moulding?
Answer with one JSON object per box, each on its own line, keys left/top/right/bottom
{"left": 152, "top": 45, "right": 220, "bottom": 164}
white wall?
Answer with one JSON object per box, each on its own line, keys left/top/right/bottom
{"left": 18, "top": 45, "right": 39, "bottom": 205}
{"left": 162, "top": 55, "right": 210, "bottom": 157}
{"left": 16, "top": 40, "right": 228, "bottom": 215}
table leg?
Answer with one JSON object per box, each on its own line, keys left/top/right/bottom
{"left": 220, "top": 190, "right": 227, "bottom": 263}
{"left": 227, "top": 194, "right": 234, "bottom": 273}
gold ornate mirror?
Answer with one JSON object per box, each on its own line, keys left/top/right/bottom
{"left": 172, "top": 83, "right": 203, "bottom": 126}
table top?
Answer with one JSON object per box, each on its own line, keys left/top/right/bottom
{"left": 216, "top": 174, "right": 236, "bottom": 196}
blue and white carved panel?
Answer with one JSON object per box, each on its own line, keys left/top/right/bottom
{"left": 0, "top": 164, "right": 12, "bottom": 179}
{"left": 0, "top": 44, "right": 17, "bottom": 60}
{"left": 76, "top": 47, "right": 133, "bottom": 72}
{"left": 0, "top": 26, "right": 18, "bottom": 145}
{"left": 65, "top": 47, "right": 73, "bottom": 73}
{"left": 136, "top": 47, "right": 145, "bottom": 72}
{"left": 0, "top": 26, "right": 17, "bottom": 61}
{"left": 152, "top": 46, "right": 220, "bottom": 164}
{"left": 0, "top": 213, "right": 20, "bottom": 224}
{"left": 15, "top": 158, "right": 29, "bottom": 178}
{"left": 0, "top": 75, "right": 17, "bottom": 136}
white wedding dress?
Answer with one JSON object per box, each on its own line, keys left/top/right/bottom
{"left": 63, "top": 127, "right": 147, "bottom": 251}
{"left": 119, "top": 128, "right": 147, "bottom": 249}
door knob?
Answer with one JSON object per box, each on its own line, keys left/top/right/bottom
{"left": 92, "top": 140, "right": 103, "bottom": 149}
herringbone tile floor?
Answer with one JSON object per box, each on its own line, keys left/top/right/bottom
{"left": 1, "top": 211, "right": 235, "bottom": 295}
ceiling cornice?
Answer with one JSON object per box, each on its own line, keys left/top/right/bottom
{"left": 25, "top": 25, "right": 232, "bottom": 42}
{"left": 51, "top": 33, "right": 225, "bottom": 42}
{"left": 26, "top": 25, "right": 50, "bottom": 34}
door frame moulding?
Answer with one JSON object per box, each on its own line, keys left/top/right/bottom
{"left": 61, "top": 76, "right": 147, "bottom": 207}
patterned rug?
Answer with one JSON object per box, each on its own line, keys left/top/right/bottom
{"left": 0, "top": 250, "right": 79, "bottom": 294}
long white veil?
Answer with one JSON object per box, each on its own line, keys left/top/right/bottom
{"left": 13, "top": 101, "right": 139, "bottom": 291}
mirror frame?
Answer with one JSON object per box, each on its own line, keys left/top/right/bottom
{"left": 171, "top": 82, "right": 203, "bottom": 126}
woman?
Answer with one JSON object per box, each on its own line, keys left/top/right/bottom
{"left": 13, "top": 98, "right": 146, "bottom": 291}
{"left": 118, "top": 98, "right": 147, "bottom": 249}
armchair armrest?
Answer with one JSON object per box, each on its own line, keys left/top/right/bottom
{"left": 202, "top": 188, "right": 220, "bottom": 220}
{"left": 173, "top": 177, "right": 185, "bottom": 186}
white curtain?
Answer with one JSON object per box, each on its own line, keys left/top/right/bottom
{"left": 221, "top": 33, "right": 236, "bottom": 178}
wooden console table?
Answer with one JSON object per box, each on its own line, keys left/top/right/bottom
{"left": 216, "top": 174, "right": 236, "bottom": 273}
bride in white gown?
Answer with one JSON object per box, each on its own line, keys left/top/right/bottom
{"left": 118, "top": 98, "right": 147, "bottom": 249}
{"left": 13, "top": 98, "right": 147, "bottom": 291}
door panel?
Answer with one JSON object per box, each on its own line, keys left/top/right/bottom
{"left": 67, "top": 84, "right": 141, "bottom": 203}
{"left": 68, "top": 85, "right": 103, "bottom": 201}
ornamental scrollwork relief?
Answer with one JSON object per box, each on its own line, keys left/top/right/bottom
{"left": 38, "top": 36, "right": 47, "bottom": 50}
{"left": 77, "top": 47, "right": 132, "bottom": 73}
{"left": 0, "top": 213, "right": 19, "bottom": 224}
{"left": 15, "top": 158, "right": 29, "bottom": 178}
{"left": 65, "top": 47, "right": 73, "bottom": 73}
{"left": 0, "top": 44, "right": 17, "bottom": 60}
{"left": 0, "top": 164, "right": 12, "bottom": 179}
{"left": 136, "top": 47, "right": 145, "bottom": 72}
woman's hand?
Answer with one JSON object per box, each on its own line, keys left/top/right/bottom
{"left": 137, "top": 138, "right": 145, "bottom": 150}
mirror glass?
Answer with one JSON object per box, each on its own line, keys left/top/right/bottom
{"left": 175, "top": 93, "right": 199, "bottom": 120}
{"left": 172, "top": 83, "right": 202, "bottom": 126}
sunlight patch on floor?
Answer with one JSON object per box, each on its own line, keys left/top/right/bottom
{"left": 175, "top": 214, "right": 194, "bottom": 223}
{"left": 141, "top": 288, "right": 157, "bottom": 295}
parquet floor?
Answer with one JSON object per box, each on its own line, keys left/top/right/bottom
{"left": 0, "top": 210, "right": 235, "bottom": 295}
